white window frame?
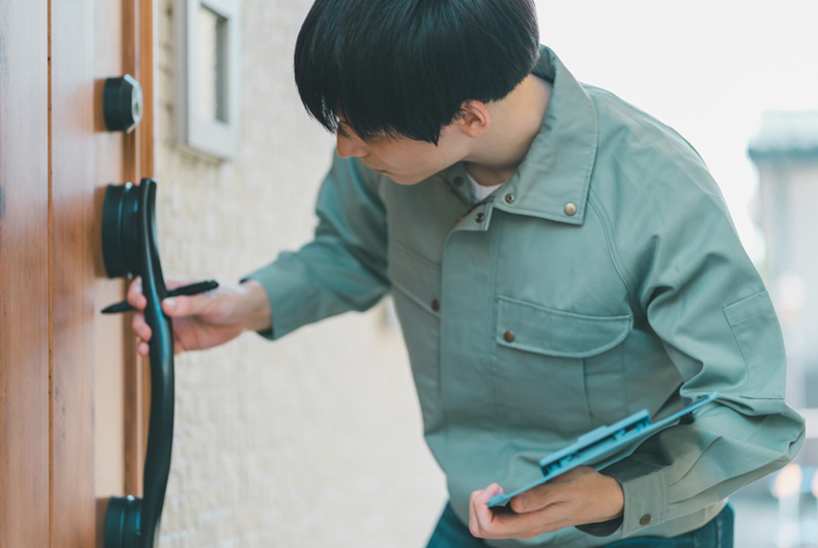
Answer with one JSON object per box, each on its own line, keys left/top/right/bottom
{"left": 175, "top": 0, "right": 242, "bottom": 160}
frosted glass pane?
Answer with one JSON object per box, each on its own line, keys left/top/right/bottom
{"left": 198, "top": 6, "right": 227, "bottom": 122}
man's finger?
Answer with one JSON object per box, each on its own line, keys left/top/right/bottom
{"left": 481, "top": 503, "right": 563, "bottom": 539}
{"left": 132, "top": 313, "right": 151, "bottom": 340}
{"left": 471, "top": 484, "right": 508, "bottom": 538}
{"left": 165, "top": 278, "right": 197, "bottom": 291}
{"left": 127, "top": 278, "right": 144, "bottom": 308}
{"left": 469, "top": 491, "right": 480, "bottom": 537}
{"left": 129, "top": 276, "right": 142, "bottom": 292}
{"left": 511, "top": 482, "right": 557, "bottom": 513}
{"left": 162, "top": 295, "right": 195, "bottom": 316}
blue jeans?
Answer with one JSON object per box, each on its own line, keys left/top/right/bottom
{"left": 425, "top": 501, "right": 734, "bottom": 548}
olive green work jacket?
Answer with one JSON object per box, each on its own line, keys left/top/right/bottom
{"left": 240, "top": 44, "right": 805, "bottom": 547}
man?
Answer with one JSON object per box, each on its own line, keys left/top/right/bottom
{"left": 129, "top": 0, "right": 805, "bottom": 546}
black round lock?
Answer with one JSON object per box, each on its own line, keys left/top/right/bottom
{"left": 103, "top": 74, "right": 143, "bottom": 133}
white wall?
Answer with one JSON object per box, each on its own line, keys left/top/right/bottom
{"left": 156, "top": 1, "right": 446, "bottom": 545}
{"left": 534, "top": 0, "right": 818, "bottom": 265}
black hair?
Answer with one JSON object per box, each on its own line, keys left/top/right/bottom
{"left": 294, "top": 0, "right": 540, "bottom": 145}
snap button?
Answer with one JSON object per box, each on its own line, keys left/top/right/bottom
{"left": 564, "top": 203, "right": 578, "bottom": 216}
{"left": 453, "top": 177, "right": 464, "bottom": 187}
{"left": 639, "top": 514, "right": 652, "bottom": 527}
{"left": 505, "top": 193, "right": 516, "bottom": 204}
{"left": 431, "top": 299, "right": 440, "bottom": 312}
{"left": 475, "top": 212, "right": 485, "bottom": 223}
{"left": 503, "top": 330, "right": 515, "bottom": 343}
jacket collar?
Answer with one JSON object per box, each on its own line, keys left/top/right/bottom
{"left": 442, "top": 44, "right": 599, "bottom": 226}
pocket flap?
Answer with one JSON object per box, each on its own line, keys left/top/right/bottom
{"left": 723, "top": 290, "right": 775, "bottom": 326}
{"left": 496, "top": 296, "right": 633, "bottom": 358}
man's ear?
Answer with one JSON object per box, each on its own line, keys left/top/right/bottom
{"left": 456, "top": 101, "right": 491, "bottom": 139}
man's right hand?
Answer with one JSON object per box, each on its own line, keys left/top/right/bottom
{"left": 128, "top": 276, "right": 272, "bottom": 356}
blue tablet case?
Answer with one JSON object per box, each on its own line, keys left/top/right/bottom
{"left": 487, "top": 391, "right": 719, "bottom": 508}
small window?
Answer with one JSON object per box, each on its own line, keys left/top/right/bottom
{"left": 175, "top": 0, "right": 242, "bottom": 160}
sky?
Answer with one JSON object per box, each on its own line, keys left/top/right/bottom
{"left": 532, "top": 0, "right": 818, "bottom": 264}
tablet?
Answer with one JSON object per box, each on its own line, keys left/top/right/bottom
{"left": 487, "top": 391, "right": 719, "bottom": 508}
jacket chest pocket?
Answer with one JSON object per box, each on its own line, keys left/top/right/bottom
{"left": 387, "top": 239, "right": 444, "bottom": 437}
{"left": 493, "top": 295, "right": 633, "bottom": 438}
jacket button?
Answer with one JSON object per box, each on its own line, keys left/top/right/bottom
{"left": 639, "top": 514, "right": 652, "bottom": 526}
{"left": 453, "top": 177, "right": 464, "bottom": 187}
{"left": 475, "top": 212, "right": 485, "bottom": 223}
{"left": 505, "top": 193, "right": 516, "bottom": 204}
{"left": 431, "top": 299, "right": 440, "bottom": 312}
{"left": 564, "top": 203, "right": 578, "bottom": 216}
{"left": 503, "top": 330, "right": 515, "bottom": 343}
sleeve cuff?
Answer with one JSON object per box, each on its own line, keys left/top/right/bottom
{"left": 239, "top": 268, "right": 277, "bottom": 342}
{"left": 595, "top": 459, "right": 666, "bottom": 538}
{"left": 239, "top": 253, "right": 318, "bottom": 342}
{"left": 575, "top": 516, "right": 623, "bottom": 538}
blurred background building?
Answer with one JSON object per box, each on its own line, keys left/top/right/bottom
{"left": 155, "top": 0, "right": 817, "bottom": 546}
{"left": 741, "top": 110, "right": 818, "bottom": 548}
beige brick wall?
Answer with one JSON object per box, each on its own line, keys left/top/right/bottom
{"left": 155, "top": 1, "right": 447, "bottom": 545}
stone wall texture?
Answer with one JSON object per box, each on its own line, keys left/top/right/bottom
{"left": 155, "top": 0, "right": 447, "bottom": 545}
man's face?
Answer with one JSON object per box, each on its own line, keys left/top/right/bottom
{"left": 336, "top": 121, "right": 470, "bottom": 185}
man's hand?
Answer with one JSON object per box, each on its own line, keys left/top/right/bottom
{"left": 128, "top": 277, "right": 271, "bottom": 356}
{"left": 468, "top": 466, "right": 624, "bottom": 540}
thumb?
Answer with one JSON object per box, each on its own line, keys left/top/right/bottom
{"left": 162, "top": 295, "right": 199, "bottom": 317}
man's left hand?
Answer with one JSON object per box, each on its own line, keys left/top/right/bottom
{"left": 468, "top": 466, "right": 624, "bottom": 540}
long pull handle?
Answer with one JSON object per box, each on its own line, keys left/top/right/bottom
{"left": 101, "top": 179, "right": 174, "bottom": 548}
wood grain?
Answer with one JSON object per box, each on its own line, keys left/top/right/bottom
{"left": 0, "top": 1, "right": 51, "bottom": 546}
{"left": 49, "top": 0, "right": 98, "bottom": 543}
{"left": 140, "top": 0, "right": 158, "bottom": 180}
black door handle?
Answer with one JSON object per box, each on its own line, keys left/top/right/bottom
{"left": 103, "top": 75, "right": 143, "bottom": 133}
{"left": 101, "top": 179, "right": 174, "bottom": 548}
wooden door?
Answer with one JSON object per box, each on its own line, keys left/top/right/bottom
{"left": 0, "top": 0, "right": 156, "bottom": 546}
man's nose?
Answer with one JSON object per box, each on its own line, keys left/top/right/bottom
{"left": 336, "top": 134, "right": 368, "bottom": 159}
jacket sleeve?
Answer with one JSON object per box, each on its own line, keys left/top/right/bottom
{"left": 238, "top": 150, "right": 390, "bottom": 341}
{"left": 577, "top": 156, "right": 806, "bottom": 538}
